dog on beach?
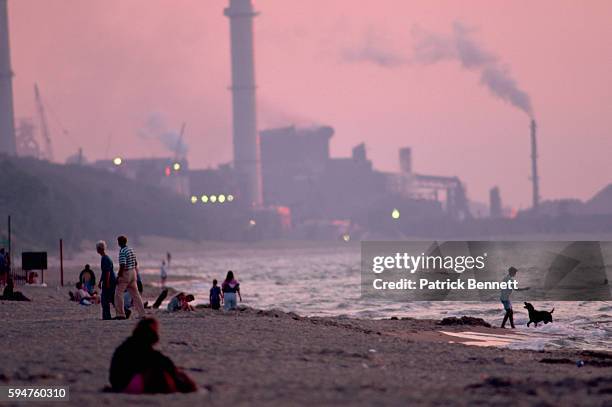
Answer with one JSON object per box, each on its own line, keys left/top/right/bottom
{"left": 523, "top": 302, "right": 554, "bottom": 327}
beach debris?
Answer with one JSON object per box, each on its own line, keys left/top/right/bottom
{"left": 576, "top": 360, "right": 585, "bottom": 368}
{"left": 438, "top": 316, "right": 491, "bottom": 328}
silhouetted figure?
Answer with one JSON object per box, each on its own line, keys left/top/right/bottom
{"left": 222, "top": 270, "right": 241, "bottom": 311}
{"left": 209, "top": 279, "right": 223, "bottom": 310}
{"left": 109, "top": 318, "right": 197, "bottom": 394}
{"left": 114, "top": 235, "right": 145, "bottom": 320}
{"left": 160, "top": 260, "right": 167, "bottom": 288}
{"left": 500, "top": 266, "right": 529, "bottom": 328}
{"left": 79, "top": 264, "right": 97, "bottom": 295}
{"left": 0, "top": 247, "right": 8, "bottom": 286}
{"left": 1, "top": 278, "right": 30, "bottom": 301}
{"left": 96, "top": 240, "right": 116, "bottom": 320}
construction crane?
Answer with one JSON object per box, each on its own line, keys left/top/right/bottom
{"left": 34, "top": 83, "right": 53, "bottom": 162}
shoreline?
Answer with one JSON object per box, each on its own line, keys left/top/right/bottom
{"left": 1, "top": 286, "right": 611, "bottom": 406}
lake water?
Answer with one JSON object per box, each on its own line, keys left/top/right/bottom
{"left": 137, "top": 243, "right": 612, "bottom": 352}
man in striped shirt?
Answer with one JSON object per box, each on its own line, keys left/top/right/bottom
{"left": 114, "top": 235, "right": 145, "bottom": 319}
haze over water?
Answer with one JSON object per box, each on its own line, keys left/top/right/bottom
{"left": 137, "top": 243, "right": 612, "bottom": 352}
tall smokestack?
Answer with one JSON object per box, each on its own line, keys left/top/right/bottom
{"left": 224, "top": 0, "right": 262, "bottom": 207}
{"left": 0, "top": 0, "right": 16, "bottom": 155}
{"left": 530, "top": 119, "right": 540, "bottom": 211}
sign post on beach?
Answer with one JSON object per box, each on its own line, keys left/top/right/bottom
{"left": 59, "top": 239, "right": 64, "bottom": 287}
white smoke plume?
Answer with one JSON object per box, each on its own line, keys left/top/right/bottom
{"left": 341, "top": 28, "right": 407, "bottom": 67}
{"left": 411, "top": 22, "right": 534, "bottom": 118}
{"left": 139, "top": 113, "right": 188, "bottom": 156}
{"left": 343, "top": 22, "right": 534, "bottom": 118}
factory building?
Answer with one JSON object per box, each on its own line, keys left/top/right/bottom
{"left": 260, "top": 125, "right": 470, "bottom": 229}
{"left": 93, "top": 157, "right": 190, "bottom": 197}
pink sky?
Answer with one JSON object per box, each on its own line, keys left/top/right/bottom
{"left": 8, "top": 0, "right": 612, "bottom": 208}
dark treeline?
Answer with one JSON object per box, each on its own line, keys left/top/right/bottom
{"left": 0, "top": 156, "right": 205, "bottom": 252}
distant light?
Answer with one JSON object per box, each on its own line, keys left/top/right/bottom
{"left": 113, "top": 157, "right": 122, "bottom": 166}
{"left": 249, "top": 219, "right": 256, "bottom": 227}
{"left": 218, "top": 194, "right": 226, "bottom": 203}
{"left": 342, "top": 233, "right": 351, "bottom": 242}
{"left": 210, "top": 195, "right": 217, "bottom": 203}
{"left": 201, "top": 195, "right": 209, "bottom": 203}
{"left": 190, "top": 195, "right": 198, "bottom": 204}
{"left": 391, "top": 208, "right": 400, "bottom": 220}
{"left": 164, "top": 166, "right": 171, "bottom": 176}
{"left": 173, "top": 162, "right": 181, "bottom": 171}
{"left": 227, "top": 194, "right": 234, "bottom": 202}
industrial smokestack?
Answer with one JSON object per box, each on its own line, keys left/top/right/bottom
{"left": 0, "top": 0, "right": 16, "bottom": 155}
{"left": 224, "top": 0, "right": 262, "bottom": 207}
{"left": 489, "top": 186, "right": 502, "bottom": 218}
{"left": 530, "top": 119, "right": 540, "bottom": 211}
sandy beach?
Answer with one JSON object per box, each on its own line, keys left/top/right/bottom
{"left": 1, "top": 285, "right": 610, "bottom": 407}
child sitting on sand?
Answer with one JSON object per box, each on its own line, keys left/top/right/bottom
{"left": 109, "top": 317, "right": 197, "bottom": 394}
{"left": 209, "top": 279, "right": 223, "bottom": 310}
{"left": 167, "top": 293, "right": 195, "bottom": 312}
{"left": 70, "top": 282, "right": 99, "bottom": 305}
{"left": 181, "top": 294, "right": 195, "bottom": 311}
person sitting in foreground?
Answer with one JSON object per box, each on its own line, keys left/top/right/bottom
{"left": 109, "top": 317, "right": 197, "bottom": 394}
{"left": 0, "top": 278, "right": 31, "bottom": 301}
{"left": 222, "top": 270, "right": 241, "bottom": 311}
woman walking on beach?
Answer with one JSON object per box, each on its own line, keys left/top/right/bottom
{"left": 222, "top": 271, "right": 241, "bottom": 311}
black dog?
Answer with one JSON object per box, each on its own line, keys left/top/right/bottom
{"left": 524, "top": 302, "right": 554, "bottom": 327}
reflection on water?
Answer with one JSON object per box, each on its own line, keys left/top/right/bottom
{"left": 137, "top": 243, "right": 612, "bottom": 351}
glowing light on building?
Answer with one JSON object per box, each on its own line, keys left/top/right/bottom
{"left": 210, "top": 195, "right": 217, "bottom": 203}
{"left": 173, "top": 162, "right": 181, "bottom": 171}
{"left": 249, "top": 219, "right": 256, "bottom": 227}
{"left": 391, "top": 208, "right": 400, "bottom": 220}
{"left": 342, "top": 233, "right": 351, "bottom": 242}
{"left": 164, "top": 166, "right": 171, "bottom": 176}
{"left": 201, "top": 195, "right": 209, "bottom": 203}
{"left": 218, "top": 194, "right": 226, "bottom": 203}
{"left": 227, "top": 194, "right": 234, "bottom": 202}
{"left": 113, "top": 157, "right": 122, "bottom": 166}
{"left": 190, "top": 196, "right": 198, "bottom": 204}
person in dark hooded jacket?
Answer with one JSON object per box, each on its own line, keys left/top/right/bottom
{"left": 109, "top": 317, "right": 197, "bottom": 394}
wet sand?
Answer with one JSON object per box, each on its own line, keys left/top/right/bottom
{"left": 1, "top": 286, "right": 611, "bottom": 406}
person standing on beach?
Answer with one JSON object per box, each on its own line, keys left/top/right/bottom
{"left": 114, "top": 235, "right": 145, "bottom": 320}
{"left": 96, "top": 241, "right": 116, "bottom": 320}
{"left": 0, "top": 248, "right": 7, "bottom": 286}
{"left": 160, "top": 260, "right": 167, "bottom": 288}
{"left": 222, "top": 271, "right": 241, "bottom": 311}
{"left": 500, "top": 266, "right": 529, "bottom": 328}
{"left": 209, "top": 279, "right": 222, "bottom": 310}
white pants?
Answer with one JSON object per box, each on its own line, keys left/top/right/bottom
{"left": 224, "top": 292, "right": 237, "bottom": 310}
{"left": 114, "top": 269, "right": 145, "bottom": 318}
